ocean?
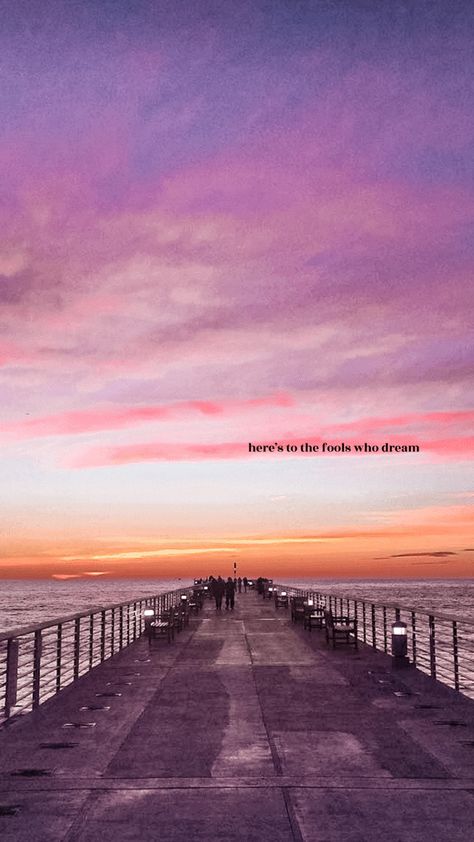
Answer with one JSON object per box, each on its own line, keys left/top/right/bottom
{"left": 1, "top": 578, "right": 473, "bottom": 633}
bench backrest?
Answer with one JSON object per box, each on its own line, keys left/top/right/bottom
{"left": 291, "top": 596, "right": 305, "bottom": 607}
{"left": 324, "top": 609, "right": 334, "bottom": 630}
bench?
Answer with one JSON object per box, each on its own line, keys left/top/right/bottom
{"left": 303, "top": 604, "right": 325, "bottom": 631}
{"left": 324, "top": 610, "right": 358, "bottom": 649}
{"left": 274, "top": 592, "right": 289, "bottom": 610}
{"left": 148, "top": 609, "right": 175, "bottom": 644}
{"left": 290, "top": 596, "right": 306, "bottom": 623}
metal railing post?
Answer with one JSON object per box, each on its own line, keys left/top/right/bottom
{"left": 56, "top": 624, "right": 62, "bottom": 693}
{"left": 33, "top": 630, "right": 42, "bottom": 709}
{"left": 101, "top": 611, "right": 106, "bottom": 661}
{"left": 74, "top": 618, "right": 80, "bottom": 679}
{"left": 89, "top": 615, "right": 94, "bottom": 668}
{"left": 411, "top": 611, "right": 417, "bottom": 666}
{"left": 5, "top": 638, "right": 19, "bottom": 718}
{"left": 429, "top": 615, "right": 436, "bottom": 679}
{"left": 371, "top": 604, "right": 376, "bottom": 648}
{"left": 453, "top": 621, "right": 460, "bottom": 691}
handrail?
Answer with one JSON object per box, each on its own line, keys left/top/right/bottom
{"left": 286, "top": 591, "right": 474, "bottom": 628}
{"left": 0, "top": 583, "right": 195, "bottom": 723}
{"left": 271, "top": 581, "right": 474, "bottom": 699}
{"left": 0, "top": 590, "right": 191, "bottom": 641}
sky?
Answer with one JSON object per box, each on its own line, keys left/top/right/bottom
{"left": 0, "top": 0, "right": 473, "bottom": 580}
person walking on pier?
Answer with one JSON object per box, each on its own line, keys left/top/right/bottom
{"left": 243, "top": 576, "right": 248, "bottom": 592}
{"left": 238, "top": 576, "right": 242, "bottom": 593}
{"left": 225, "top": 576, "right": 236, "bottom": 610}
{"left": 213, "top": 576, "right": 225, "bottom": 611}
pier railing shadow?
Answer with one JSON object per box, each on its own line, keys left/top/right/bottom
{"left": 0, "top": 585, "right": 194, "bottom": 724}
{"left": 271, "top": 583, "right": 474, "bottom": 699}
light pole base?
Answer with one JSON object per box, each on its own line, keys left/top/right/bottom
{"left": 392, "top": 655, "right": 410, "bottom": 669}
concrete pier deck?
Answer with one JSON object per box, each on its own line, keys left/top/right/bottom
{"left": 1, "top": 591, "right": 474, "bottom": 840}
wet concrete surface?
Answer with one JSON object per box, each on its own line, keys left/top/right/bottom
{"left": 0, "top": 591, "right": 474, "bottom": 840}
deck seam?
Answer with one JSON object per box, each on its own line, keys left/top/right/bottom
{"left": 243, "top": 621, "right": 284, "bottom": 777}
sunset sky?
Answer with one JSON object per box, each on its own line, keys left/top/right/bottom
{"left": 1, "top": 0, "right": 473, "bottom": 579}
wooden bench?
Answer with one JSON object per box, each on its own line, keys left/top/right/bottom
{"left": 324, "top": 610, "right": 358, "bottom": 648}
{"left": 148, "top": 609, "right": 175, "bottom": 644}
{"left": 290, "top": 596, "right": 306, "bottom": 623}
{"left": 274, "top": 592, "right": 289, "bottom": 610}
{"left": 303, "top": 604, "right": 325, "bottom": 631}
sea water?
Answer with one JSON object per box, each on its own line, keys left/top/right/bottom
{"left": 1, "top": 578, "right": 473, "bottom": 633}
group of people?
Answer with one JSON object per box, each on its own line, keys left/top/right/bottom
{"left": 207, "top": 575, "right": 250, "bottom": 611}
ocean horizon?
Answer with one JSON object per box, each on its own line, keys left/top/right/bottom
{"left": 1, "top": 577, "right": 473, "bottom": 634}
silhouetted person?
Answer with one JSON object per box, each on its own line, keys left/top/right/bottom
{"left": 213, "top": 576, "right": 225, "bottom": 611}
{"left": 225, "top": 577, "right": 236, "bottom": 610}
{"left": 257, "top": 576, "right": 264, "bottom": 595}
{"left": 238, "top": 576, "right": 242, "bottom": 593}
{"left": 243, "top": 576, "right": 248, "bottom": 592}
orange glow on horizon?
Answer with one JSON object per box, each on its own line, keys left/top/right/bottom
{"left": 1, "top": 504, "right": 472, "bottom": 579}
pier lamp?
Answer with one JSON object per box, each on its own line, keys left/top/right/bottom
{"left": 280, "top": 591, "right": 287, "bottom": 597}
{"left": 391, "top": 621, "right": 409, "bottom": 668}
{"left": 180, "top": 594, "right": 188, "bottom": 602}
{"left": 307, "top": 598, "right": 314, "bottom": 606}
{"left": 143, "top": 608, "right": 155, "bottom": 639}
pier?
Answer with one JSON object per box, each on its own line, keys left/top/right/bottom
{"left": 1, "top": 588, "right": 474, "bottom": 840}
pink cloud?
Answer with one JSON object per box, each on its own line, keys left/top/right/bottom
{"left": 2, "top": 393, "right": 293, "bottom": 438}
{"left": 71, "top": 432, "right": 473, "bottom": 468}
{"left": 73, "top": 441, "right": 247, "bottom": 467}
{"left": 63, "top": 407, "right": 474, "bottom": 467}
{"left": 423, "top": 437, "right": 474, "bottom": 457}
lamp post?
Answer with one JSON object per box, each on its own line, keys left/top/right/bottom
{"left": 391, "top": 621, "right": 409, "bottom": 668}
{"left": 143, "top": 608, "right": 155, "bottom": 641}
